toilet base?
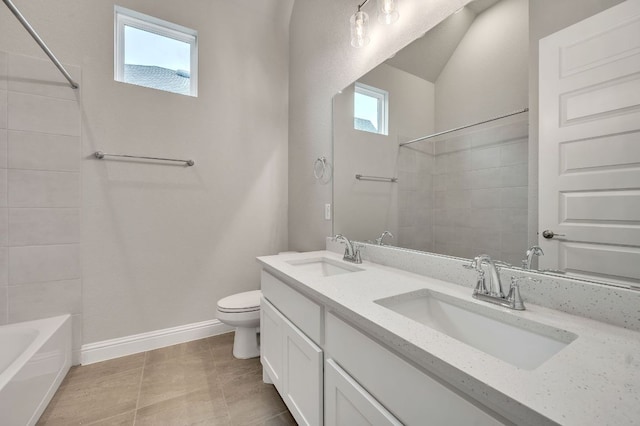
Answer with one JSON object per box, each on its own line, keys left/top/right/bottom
{"left": 232, "top": 326, "right": 260, "bottom": 359}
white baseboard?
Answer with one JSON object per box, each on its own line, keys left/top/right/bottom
{"left": 80, "top": 319, "right": 234, "bottom": 365}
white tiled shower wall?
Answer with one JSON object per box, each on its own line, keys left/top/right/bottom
{"left": 398, "top": 115, "right": 529, "bottom": 266}
{"left": 0, "top": 51, "right": 82, "bottom": 356}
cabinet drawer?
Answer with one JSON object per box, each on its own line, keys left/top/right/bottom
{"left": 325, "top": 313, "right": 506, "bottom": 426}
{"left": 261, "top": 270, "right": 322, "bottom": 343}
{"left": 325, "top": 358, "right": 401, "bottom": 426}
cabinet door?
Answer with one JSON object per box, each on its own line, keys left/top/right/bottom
{"left": 260, "top": 298, "right": 284, "bottom": 392}
{"left": 283, "top": 315, "right": 323, "bottom": 426}
{"left": 325, "top": 359, "right": 402, "bottom": 426}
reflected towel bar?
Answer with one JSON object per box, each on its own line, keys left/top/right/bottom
{"left": 399, "top": 108, "right": 529, "bottom": 147}
{"left": 94, "top": 151, "right": 195, "bottom": 166}
{"left": 356, "top": 174, "right": 398, "bottom": 183}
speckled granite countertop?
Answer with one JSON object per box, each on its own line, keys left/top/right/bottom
{"left": 257, "top": 251, "right": 640, "bottom": 426}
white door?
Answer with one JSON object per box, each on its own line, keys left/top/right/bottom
{"left": 325, "top": 359, "right": 402, "bottom": 426}
{"left": 538, "top": 0, "right": 640, "bottom": 286}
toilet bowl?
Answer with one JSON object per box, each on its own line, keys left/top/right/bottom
{"left": 216, "top": 290, "right": 261, "bottom": 359}
{"left": 216, "top": 252, "right": 297, "bottom": 359}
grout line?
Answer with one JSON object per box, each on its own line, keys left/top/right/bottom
{"left": 211, "top": 341, "right": 234, "bottom": 424}
{"left": 132, "top": 351, "right": 147, "bottom": 425}
{"left": 84, "top": 411, "right": 136, "bottom": 426}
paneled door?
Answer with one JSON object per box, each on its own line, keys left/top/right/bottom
{"left": 538, "top": 0, "right": 640, "bottom": 286}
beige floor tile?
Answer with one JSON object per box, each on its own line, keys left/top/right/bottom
{"left": 222, "top": 369, "right": 286, "bottom": 425}
{"left": 135, "top": 387, "right": 230, "bottom": 426}
{"left": 146, "top": 338, "right": 212, "bottom": 365}
{"left": 37, "top": 368, "right": 142, "bottom": 425}
{"left": 207, "top": 332, "right": 234, "bottom": 349}
{"left": 87, "top": 411, "right": 136, "bottom": 425}
{"left": 138, "top": 350, "right": 219, "bottom": 409}
{"left": 63, "top": 353, "right": 145, "bottom": 387}
{"left": 39, "top": 336, "right": 293, "bottom": 426}
{"left": 215, "top": 356, "right": 262, "bottom": 384}
{"left": 210, "top": 333, "right": 261, "bottom": 382}
{"left": 262, "top": 411, "right": 296, "bottom": 426}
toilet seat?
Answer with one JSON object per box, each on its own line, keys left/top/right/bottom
{"left": 217, "top": 290, "right": 261, "bottom": 313}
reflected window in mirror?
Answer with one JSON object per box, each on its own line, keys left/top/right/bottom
{"left": 354, "top": 82, "right": 388, "bottom": 135}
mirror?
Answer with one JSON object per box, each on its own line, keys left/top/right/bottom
{"left": 332, "top": 0, "right": 635, "bottom": 288}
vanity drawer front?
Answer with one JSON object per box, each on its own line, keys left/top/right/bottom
{"left": 261, "top": 270, "right": 322, "bottom": 344}
{"left": 325, "top": 313, "right": 506, "bottom": 426}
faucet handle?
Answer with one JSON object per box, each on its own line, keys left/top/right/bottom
{"left": 353, "top": 243, "right": 363, "bottom": 263}
{"left": 507, "top": 276, "right": 541, "bottom": 311}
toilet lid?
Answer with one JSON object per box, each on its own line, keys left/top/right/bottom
{"left": 217, "top": 290, "right": 262, "bottom": 312}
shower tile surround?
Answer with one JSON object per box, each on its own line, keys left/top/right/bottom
{"left": 0, "top": 51, "right": 82, "bottom": 359}
{"left": 397, "top": 115, "right": 529, "bottom": 266}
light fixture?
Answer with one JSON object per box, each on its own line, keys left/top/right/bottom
{"left": 350, "top": 4, "right": 370, "bottom": 48}
{"left": 377, "top": 0, "right": 399, "bottom": 24}
{"left": 350, "top": 0, "right": 400, "bottom": 48}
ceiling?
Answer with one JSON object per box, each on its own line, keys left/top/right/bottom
{"left": 384, "top": 0, "right": 501, "bottom": 82}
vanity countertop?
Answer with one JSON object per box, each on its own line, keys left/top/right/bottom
{"left": 257, "top": 250, "right": 640, "bottom": 426}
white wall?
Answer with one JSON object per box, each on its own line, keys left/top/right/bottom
{"left": 333, "top": 63, "right": 434, "bottom": 243}
{"left": 435, "top": 0, "right": 528, "bottom": 130}
{"left": 288, "top": 0, "right": 470, "bottom": 251}
{"left": 0, "top": 0, "right": 293, "bottom": 344}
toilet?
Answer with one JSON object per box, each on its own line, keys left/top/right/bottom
{"left": 216, "top": 290, "right": 262, "bottom": 359}
{"left": 217, "top": 252, "right": 297, "bottom": 359}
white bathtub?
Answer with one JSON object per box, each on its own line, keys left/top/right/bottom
{"left": 0, "top": 315, "right": 72, "bottom": 426}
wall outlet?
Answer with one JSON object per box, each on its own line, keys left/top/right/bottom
{"left": 324, "top": 203, "right": 331, "bottom": 220}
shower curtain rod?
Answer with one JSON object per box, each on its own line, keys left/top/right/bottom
{"left": 399, "top": 108, "right": 529, "bottom": 147}
{"left": 3, "top": 0, "right": 79, "bottom": 89}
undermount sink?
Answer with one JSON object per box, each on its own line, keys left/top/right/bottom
{"left": 375, "top": 290, "right": 577, "bottom": 370}
{"left": 286, "top": 257, "right": 364, "bottom": 277}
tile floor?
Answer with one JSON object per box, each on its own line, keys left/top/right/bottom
{"left": 37, "top": 333, "right": 295, "bottom": 425}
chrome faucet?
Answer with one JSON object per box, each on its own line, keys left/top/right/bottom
{"left": 463, "top": 255, "right": 532, "bottom": 310}
{"left": 333, "top": 234, "right": 362, "bottom": 264}
{"left": 375, "top": 231, "right": 394, "bottom": 246}
{"left": 522, "top": 245, "right": 544, "bottom": 270}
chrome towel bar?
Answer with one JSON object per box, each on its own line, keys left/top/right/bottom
{"left": 94, "top": 151, "right": 195, "bottom": 167}
{"left": 355, "top": 174, "right": 398, "bottom": 183}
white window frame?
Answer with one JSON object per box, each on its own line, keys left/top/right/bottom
{"left": 354, "top": 82, "right": 389, "bottom": 135}
{"left": 114, "top": 6, "right": 198, "bottom": 97}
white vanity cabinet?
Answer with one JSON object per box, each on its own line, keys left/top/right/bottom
{"left": 325, "top": 313, "right": 507, "bottom": 426}
{"left": 261, "top": 272, "right": 323, "bottom": 426}
{"left": 261, "top": 268, "right": 506, "bottom": 426}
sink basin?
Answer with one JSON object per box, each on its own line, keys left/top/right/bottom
{"left": 375, "top": 290, "right": 577, "bottom": 370}
{"left": 286, "top": 257, "right": 364, "bottom": 277}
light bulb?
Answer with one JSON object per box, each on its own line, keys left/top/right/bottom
{"left": 377, "top": 0, "right": 399, "bottom": 25}
{"left": 350, "top": 10, "right": 370, "bottom": 48}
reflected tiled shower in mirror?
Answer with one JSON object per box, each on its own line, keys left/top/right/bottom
{"left": 397, "top": 114, "right": 528, "bottom": 266}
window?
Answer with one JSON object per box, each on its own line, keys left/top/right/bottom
{"left": 115, "top": 6, "right": 198, "bottom": 96}
{"left": 354, "top": 82, "right": 388, "bottom": 135}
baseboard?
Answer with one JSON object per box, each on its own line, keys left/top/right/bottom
{"left": 80, "top": 319, "right": 234, "bottom": 365}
